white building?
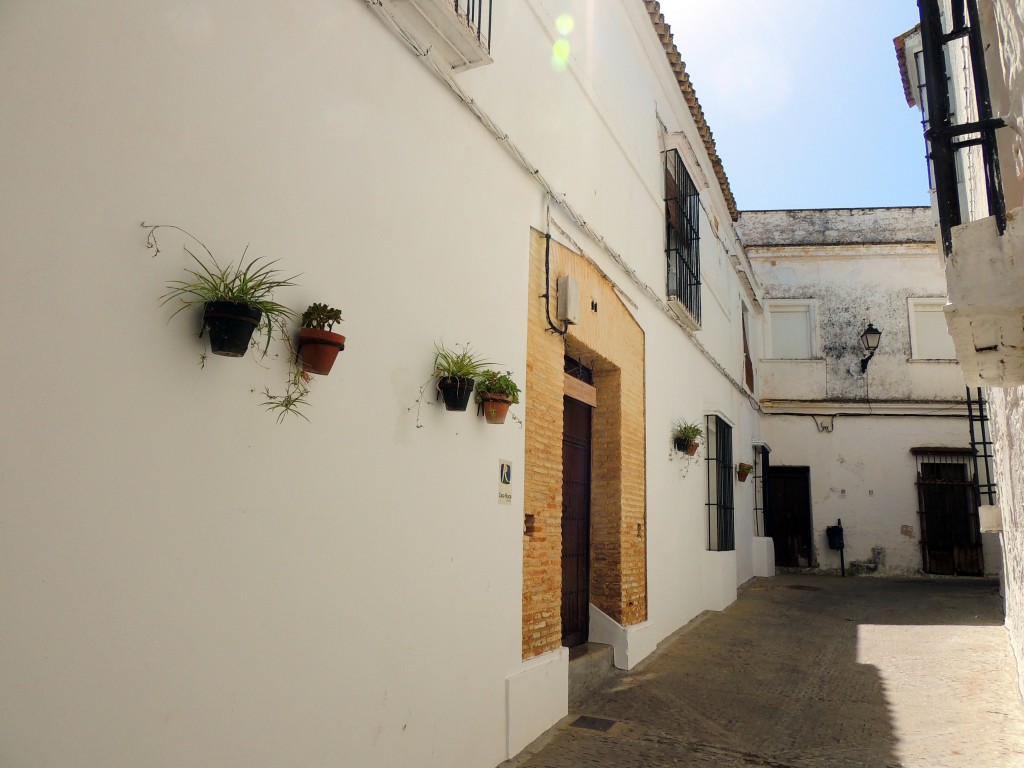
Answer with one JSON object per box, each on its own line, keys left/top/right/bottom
{"left": 0, "top": 2, "right": 772, "bottom": 766}
{"left": 739, "top": 207, "right": 991, "bottom": 578}
{"left": 896, "top": 0, "right": 1024, "bottom": 702}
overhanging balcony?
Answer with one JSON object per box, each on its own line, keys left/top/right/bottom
{"left": 374, "top": 0, "right": 492, "bottom": 72}
{"left": 944, "top": 207, "right": 1024, "bottom": 386}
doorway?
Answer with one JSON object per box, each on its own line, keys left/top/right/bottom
{"left": 916, "top": 454, "right": 983, "bottom": 576}
{"left": 766, "top": 466, "right": 814, "bottom": 567}
{"left": 561, "top": 395, "right": 592, "bottom": 648}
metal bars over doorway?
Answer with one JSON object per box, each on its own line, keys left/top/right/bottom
{"left": 912, "top": 447, "right": 983, "bottom": 576}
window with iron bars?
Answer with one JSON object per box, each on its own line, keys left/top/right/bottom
{"left": 705, "top": 415, "right": 734, "bottom": 551}
{"left": 664, "top": 149, "right": 701, "bottom": 324}
{"left": 917, "top": 0, "right": 1006, "bottom": 255}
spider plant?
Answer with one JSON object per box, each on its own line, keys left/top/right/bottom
{"left": 144, "top": 223, "right": 299, "bottom": 354}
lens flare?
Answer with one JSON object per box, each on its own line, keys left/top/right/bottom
{"left": 551, "top": 38, "right": 571, "bottom": 70}
{"left": 555, "top": 14, "right": 575, "bottom": 36}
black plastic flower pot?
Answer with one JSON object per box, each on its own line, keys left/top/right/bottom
{"left": 437, "top": 376, "right": 475, "bottom": 411}
{"left": 203, "top": 301, "right": 262, "bottom": 357}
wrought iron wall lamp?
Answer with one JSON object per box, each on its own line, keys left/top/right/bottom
{"left": 859, "top": 323, "right": 882, "bottom": 373}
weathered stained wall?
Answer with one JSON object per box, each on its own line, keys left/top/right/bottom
{"left": 989, "top": 386, "right": 1024, "bottom": 703}
{"left": 743, "top": 209, "right": 974, "bottom": 574}
{"left": 765, "top": 415, "right": 973, "bottom": 574}
{"left": 736, "top": 207, "right": 936, "bottom": 246}
{"left": 988, "top": 0, "right": 1024, "bottom": 706}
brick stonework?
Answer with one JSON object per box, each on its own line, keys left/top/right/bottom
{"left": 522, "top": 229, "right": 647, "bottom": 660}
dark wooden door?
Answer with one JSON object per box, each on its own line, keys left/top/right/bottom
{"left": 766, "top": 467, "right": 814, "bottom": 568}
{"left": 918, "top": 462, "right": 983, "bottom": 575}
{"left": 561, "top": 396, "right": 592, "bottom": 649}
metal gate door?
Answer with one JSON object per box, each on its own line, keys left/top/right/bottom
{"left": 916, "top": 450, "right": 983, "bottom": 576}
{"left": 561, "top": 396, "right": 592, "bottom": 649}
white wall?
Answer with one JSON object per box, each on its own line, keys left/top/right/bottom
{"left": 0, "top": 1, "right": 765, "bottom": 765}
{"left": 0, "top": 3, "right": 530, "bottom": 767}
{"left": 766, "top": 415, "right": 973, "bottom": 573}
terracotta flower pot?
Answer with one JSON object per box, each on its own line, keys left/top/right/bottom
{"left": 298, "top": 327, "right": 346, "bottom": 375}
{"left": 203, "top": 301, "right": 262, "bottom": 357}
{"left": 480, "top": 395, "right": 512, "bottom": 424}
{"left": 437, "top": 376, "right": 475, "bottom": 411}
{"left": 674, "top": 437, "right": 699, "bottom": 456}
{"left": 737, "top": 465, "right": 753, "bottom": 482}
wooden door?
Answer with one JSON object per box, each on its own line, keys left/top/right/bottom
{"left": 918, "top": 462, "right": 983, "bottom": 575}
{"left": 766, "top": 467, "right": 814, "bottom": 568}
{"left": 561, "top": 396, "right": 592, "bottom": 649}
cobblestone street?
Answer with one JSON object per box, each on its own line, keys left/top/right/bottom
{"left": 506, "top": 575, "right": 1024, "bottom": 768}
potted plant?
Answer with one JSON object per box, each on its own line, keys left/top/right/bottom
{"left": 475, "top": 370, "right": 521, "bottom": 424}
{"left": 671, "top": 420, "right": 703, "bottom": 455}
{"left": 146, "top": 223, "right": 298, "bottom": 357}
{"left": 737, "top": 462, "right": 753, "bottom": 482}
{"left": 433, "top": 342, "right": 489, "bottom": 411}
{"left": 298, "top": 303, "right": 345, "bottom": 375}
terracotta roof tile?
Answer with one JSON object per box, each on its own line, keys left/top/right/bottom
{"left": 643, "top": 0, "right": 739, "bottom": 220}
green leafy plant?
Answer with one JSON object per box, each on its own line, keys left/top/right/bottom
{"left": 143, "top": 222, "right": 299, "bottom": 354}
{"left": 475, "top": 370, "right": 521, "bottom": 404}
{"left": 737, "top": 462, "right": 754, "bottom": 474}
{"left": 301, "top": 302, "right": 343, "bottom": 332}
{"left": 261, "top": 364, "right": 312, "bottom": 424}
{"left": 432, "top": 342, "right": 490, "bottom": 379}
{"left": 671, "top": 419, "right": 703, "bottom": 443}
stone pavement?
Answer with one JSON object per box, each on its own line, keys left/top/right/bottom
{"left": 505, "top": 574, "right": 1024, "bottom": 768}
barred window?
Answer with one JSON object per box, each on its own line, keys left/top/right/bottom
{"left": 706, "top": 415, "right": 734, "bottom": 551}
{"left": 665, "top": 149, "right": 700, "bottom": 324}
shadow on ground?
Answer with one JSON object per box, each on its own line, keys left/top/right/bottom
{"left": 507, "top": 574, "right": 1016, "bottom": 768}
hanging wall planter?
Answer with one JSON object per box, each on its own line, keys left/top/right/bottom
{"left": 437, "top": 376, "right": 475, "bottom": 411}
{"left": 737, "top": 462, "right": 753, "bottom": 482}
{"left": 146, "top": 222, "right": 298, "bottom": 359}
{"left": 475, "top": 370, "right": 521, "bottom": 424}
{"left": 433, "top": 342, "right": 489, "bottom": 412}
{"left": 203, "top": 301, "right": 263, "bottom": 357}
{"left": 298, "top": 303, "right": 345, "bottom": 375}
{"left": 671, "top": 419, "right": 703, "bottom": 456}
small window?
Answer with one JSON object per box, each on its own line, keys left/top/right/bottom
{"left": 909, "top": 299, "right": 956, "bottom": 359}
{"left": 705, "top": 415, "right": 734, "bottom": 552}
{"left": 664, "top": 149, "right": 701, "bottom": 324}
{"left": 741, "top": 304, "right": 755, "bottom": 390}
{"left": 767, "top": 301, "right": 815, "bottom": 359}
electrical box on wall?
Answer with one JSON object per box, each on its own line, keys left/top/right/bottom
{"left": 556, "top": 276, "right": 580, "bottom": 325}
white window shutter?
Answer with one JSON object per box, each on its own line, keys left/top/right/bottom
{"left": 913, "top": 305, "right": 956, "bottom": 359}
{"left": 770, "top": 308, "right": 811, "bottom": 359}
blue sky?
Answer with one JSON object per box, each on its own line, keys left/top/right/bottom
{"left": 657, "top": 1, "right": 929, "bottom": 211}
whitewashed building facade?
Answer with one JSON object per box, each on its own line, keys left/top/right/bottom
{"left": 0, "top": 2, "right": 772, "bottom": 766}
{"left": 740, "top": 207, "right": 993, "bottom": 578}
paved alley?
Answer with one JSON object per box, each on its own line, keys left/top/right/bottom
{"left": 506, "top": 575, "right": 1024, "bottom": 768}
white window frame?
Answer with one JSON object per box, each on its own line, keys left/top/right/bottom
{"left": 908, "top": 298, "right": 956, "bottom": 360}
{"left": 765, "top": 299, "right": 819, "bottom": 360}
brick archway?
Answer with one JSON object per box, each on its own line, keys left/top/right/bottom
{"left": 521, "top": 229, "right": 647, "bottom": 660}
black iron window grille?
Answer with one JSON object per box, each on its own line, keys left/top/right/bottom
{"left": 664, "top": 149, "right": 701, "bottom": 323}
{"left": 564, "top": 355, "right": 594, "bottom": 385}
{"left": 706, "top": 415, "right": 735, "bottom": 551}
{"left": 454, "top": 0, "right": 492, "bottom": 54}
{"left": 966, "top": 387, "right": 998, "bottom": 506}
{"left": 917, "top": 0, "right": 1006, "bottom": 255}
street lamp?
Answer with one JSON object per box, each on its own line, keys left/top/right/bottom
{"left": 859, "top": 323, "right": 882, "bottom": 373}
